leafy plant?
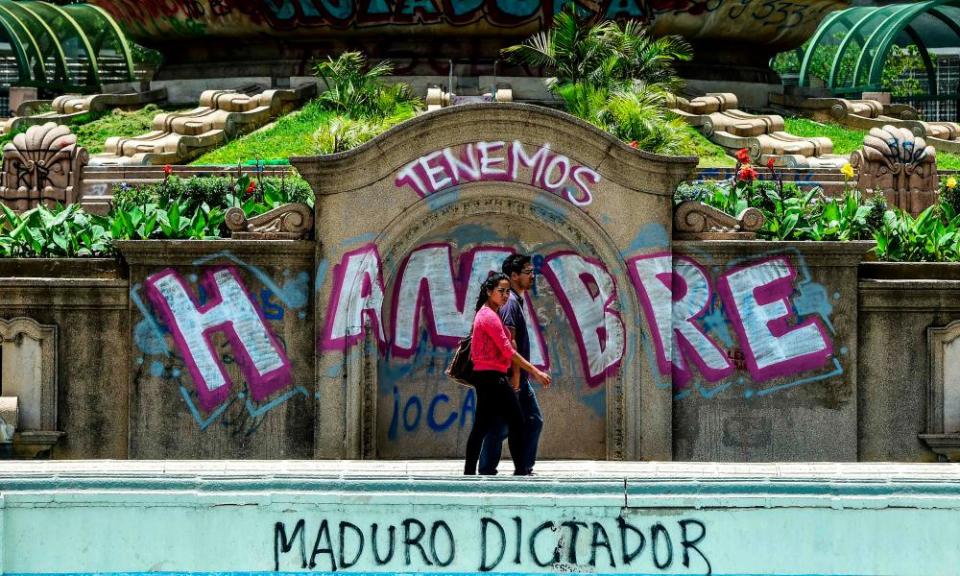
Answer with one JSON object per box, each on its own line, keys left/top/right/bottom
{"left": 502, "top": 8, "right": 692, "bottom": 156}
{"left": 314, "top": 51, "right": 421, "bottom": 119}
{"left": 501, "top": 6, "right": 691, "bottom": 90}
{"left": 874, "top": 203, "right": 960, "bottom": 262}
{"left": 0, "top": 203, "right": 112, "bottom": 257}
{"left": 112, "top": 174, "right": 314, "bottom": 212}
{"left": 679, "top": 177, "right": 884, "bottom": 242}
{"left": 312, "top": 108, "right": 414, "bottom": 154}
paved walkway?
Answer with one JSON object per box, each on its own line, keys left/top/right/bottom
{"left": 3, "top": 459, "right": 960, "bottom": 480}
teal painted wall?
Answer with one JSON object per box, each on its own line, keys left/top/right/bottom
{"left": 3, "top": 463, "right": 960, "bottom": 575}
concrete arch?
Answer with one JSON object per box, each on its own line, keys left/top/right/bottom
{"left": 294, "top": 103, "right": 694, "bottom": 460}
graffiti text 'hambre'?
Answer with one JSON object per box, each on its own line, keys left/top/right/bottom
{"left": 395, "top": 141, "right": 601, "bottom": 206}
{"left": 322, "top": 244, "right": 835, "bottom": 389}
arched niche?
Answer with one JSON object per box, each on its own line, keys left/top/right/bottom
{"left": 293, "top": 103, "right": 695, "bottom": 460}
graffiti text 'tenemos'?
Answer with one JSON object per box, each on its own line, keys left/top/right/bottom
{"left": 395, "top": 141, "right": 600, "bottom": 206}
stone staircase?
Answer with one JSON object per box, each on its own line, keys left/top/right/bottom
{"left": 89, "top": 84, "right": 317, "bottom": 166}
{"left": 667, "top": 92, "right": 848, "bottom": 168}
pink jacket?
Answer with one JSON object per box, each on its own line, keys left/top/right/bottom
{"left": 470, "top": 305, "right": 514, "bottom": 373}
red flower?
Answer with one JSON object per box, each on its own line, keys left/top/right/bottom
{"left": 737, "top": 166, "right": 759, "bottom": 182}
{"left": 629, "top": 140, "right": 639, "bottom": 149}
{"left": 767, "top": 157, "right": 776, "bottom": 170}
{"left": 246, "top": 180, "right": 257, "bottom": 195}
{"left": 163, "top": 164, "right": 173, "bottom": 176}
{"left": 735, "top": 148, "right": 751, "bottom": 164}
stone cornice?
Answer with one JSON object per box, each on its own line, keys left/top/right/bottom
{"left": 2, "top": 461, "right": 960, "bottom": 508}
{"left": 673, "top": 240, "right": 875, "bottom": 266}
{"left": 116, "top": 240, "right": 315, "bottom": 266}
{"left": 860, "top": 279, "right": 960, "bottom": 311}
{"left": 0, "top": 258, "right": 125, "bottom": 279}
{"left": 291, "top": 103, "right": 697, "bottom": 197}
{"left": 0, "top": 278, "right": 128, "bottom": 309}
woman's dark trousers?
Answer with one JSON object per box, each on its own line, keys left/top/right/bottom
{"left": 464, "top": 370, "right": 526, "bottom": 475}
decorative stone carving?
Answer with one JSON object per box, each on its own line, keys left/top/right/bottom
{"left": 851, "top": 125, "right": 937, "bottom": 216}
{"left": 0, "top": 89, "right": 168, "bottom": 136}
{"left": 91, "top": 84, "right": 316, "bottom": 166}
{"left": 669, "top": 92, "right": 845, "bottom": 167}
{"left": 0, "top": 317, "right": 63, "bottom": 458}
{"left": 425, "top": 84, "right": 511, "bottom": 112}
{"left": 225, "top": 203, "right": 313, "bottom": 239}
{"left": 920, "top": 320, "right": 960, "bottom": 461}
{"left": 0, "top": 397, "right": 17, "bottom": 442}
{"left": 771, "top": 93, "right": 960, "bottom": 154}
{"left": 0, "top": 123, "right": 89, "bottom": 210}
{"left": 673, "top": 201, "right": 764, "bottom": 240}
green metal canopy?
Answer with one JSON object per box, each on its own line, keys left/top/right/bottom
{"left": 798, "top": 0, "right": 960, "bottom": 96}
{"left": 0, "top": 0, "right": 135, "bottom": 92}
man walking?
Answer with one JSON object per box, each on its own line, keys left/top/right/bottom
{"left": 478, "top": 253, "right": 548, "bottom": 476}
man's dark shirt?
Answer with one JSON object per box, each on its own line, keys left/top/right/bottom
{"left": 499, "top": 288, "right": 529, "bottom": 384}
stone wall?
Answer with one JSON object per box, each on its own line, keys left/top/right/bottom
{"left": 858, "top": 264, "right": 960, "bottom": 462}
{"left": 0, "top": 259, "right": 129, "bottom": 458}
{"left": 0, "top": 103, "right": 957, "bottom": 462}
{"left": 119, "top": 240, "right": 316, "bottom": 459}
{"left": 292, "top": 103, "right": 694, "bottom": 460}
{"left": 671, "top": 241, "right": 869, "bottom": 461}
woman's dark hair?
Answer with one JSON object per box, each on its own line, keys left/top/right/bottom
{"left": 474, "top": 273, "right": 510, "bottom": 312}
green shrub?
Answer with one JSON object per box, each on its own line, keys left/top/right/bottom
{"left": 312, "top": 107, "right": 417, "bottom": 154}
{"left": 0, "top": 172, "right": 318, "bottom": 256}
{"left": 502, "top": 7, "right": 692, "bottom": 156}
{"left": 874, "top": 204, "right": 960, "bottom": 262}
{"left": 112, "top": 174, "right": 314, "bottom": 212}
{"left": 940, "top": 176, "right": 960, "bottom": 215}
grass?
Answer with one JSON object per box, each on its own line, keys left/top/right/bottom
{"left": 785, "top": 117, "right": 960, "bottom": 171}
{"left": 685, "top": 124, "right": 736, "bottom": 167}
{"left": 193, "top": 99, "right": 335, "bottom": 165}
{"left": 73, "top": 105, "right": 184, "bottom": 154}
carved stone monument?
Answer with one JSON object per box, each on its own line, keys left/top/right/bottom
{"left": 0, "top": 122, "right": 88, "bottom": 210}
{"left": 673, "top": 201, "right": 765, "bottom": 240}
{"left": 920, "top": 320, "right": 960, "bottom": 461}
{"left": 851, "top": 125, "right": 938, "bottom": 216}
{"left": 225, "top": 203, "right": 314, "bottom": 239}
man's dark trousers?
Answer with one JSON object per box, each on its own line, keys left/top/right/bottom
{"left": 478, "top": 381, "right": 542, "bottom": 474}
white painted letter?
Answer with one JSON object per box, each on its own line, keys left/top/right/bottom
{"left": 542, "top": 252, "right": 624, "bottom": 386}
{"left": 628, "top": 254, "right": 733, "bottom": 387}
{"left": 145, "top": 267, "right": 291, "bottom": 412}
{"left": 717, "top": 257, "right": 831, "bottom": 381}
{"left": 321, "top": 244, "right": 387, "bottom": 351}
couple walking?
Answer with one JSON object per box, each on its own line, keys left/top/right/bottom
{"left": 464, "top": 254, "right": 552, "bottom": 476}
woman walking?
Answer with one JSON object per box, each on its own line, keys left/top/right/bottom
{"left": 465, "top": 274, "right": 551, "bottom": 475}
